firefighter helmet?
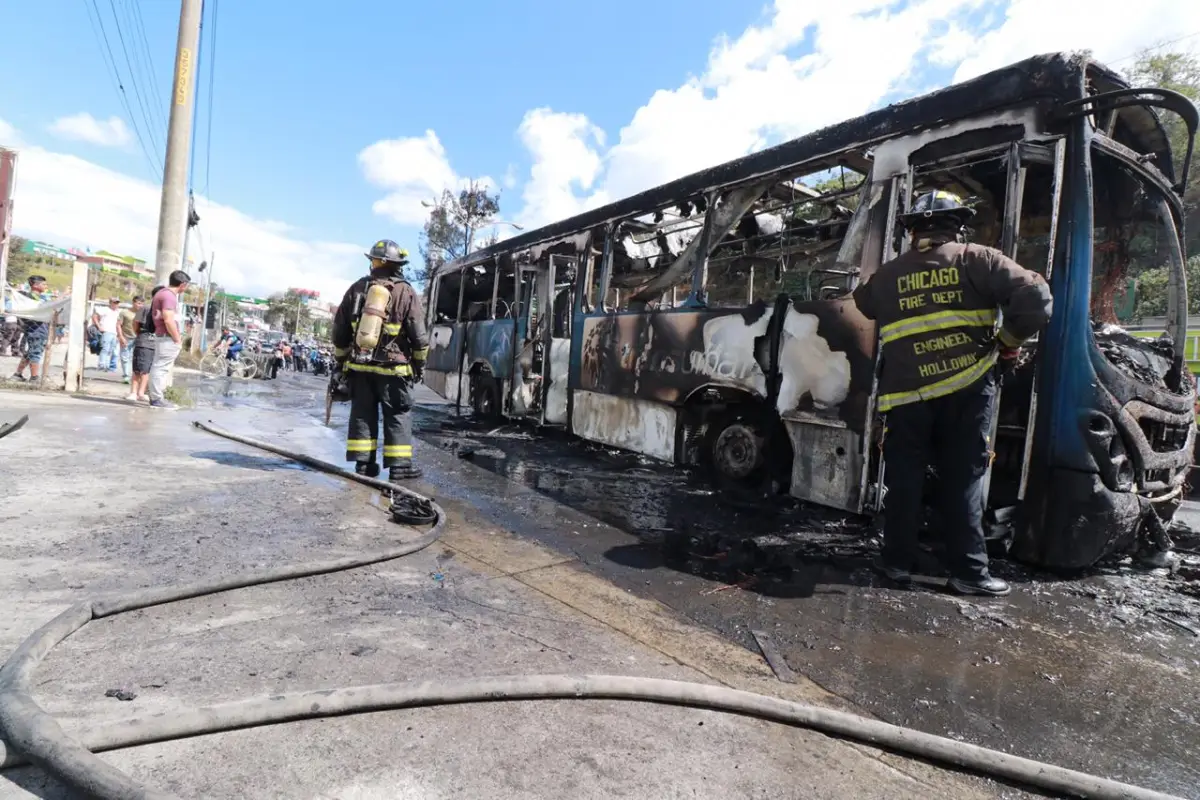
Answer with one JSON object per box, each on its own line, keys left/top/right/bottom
{"left": 899, "top": 190, "right": 976, "bottom": 231}
{"left": 365, "top": 239, "right": 409, "bottom": 265}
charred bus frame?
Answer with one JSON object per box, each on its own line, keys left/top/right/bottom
{"left": 425, "top": 52, "right": 1198, "bottom": 570}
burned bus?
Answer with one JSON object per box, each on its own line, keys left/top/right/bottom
{"left": 423, "top": 52, "right": 1197, "bottom": 570}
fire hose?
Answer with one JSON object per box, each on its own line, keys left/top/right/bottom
{"left": 0, "top": 420, "right": 1186, "bottom": 800}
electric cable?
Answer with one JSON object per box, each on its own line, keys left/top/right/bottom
{"left": 106, "top": 0, "right": 164, "bottom": 164}
{"left": 0, "top": 421, "right": 1186, "bottom": 800}
{"left": 82, "top": 0, "right": 161, "bottom": 179}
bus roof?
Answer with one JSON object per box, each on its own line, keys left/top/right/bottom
{"left": 432, "top": 52, "right": 1106, "bottom": 281}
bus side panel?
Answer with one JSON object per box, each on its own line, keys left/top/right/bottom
{"left": 572, "top": 389, "right": 677, "bottom": 461}
{"left": 577, "top": 303, "right": 774, "bottom": 404}
{"left": 425, "top": 323, "right": 465, "bottom": 404}
{"left": 464, "top": 319, "right": 515, "bottom": 379}
{"left": 778, "top": 297, "right": 877, "bottom": 513}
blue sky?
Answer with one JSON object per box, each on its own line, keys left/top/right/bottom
{"left": 1, "top": 0, "right": 1195, "bottom": 301}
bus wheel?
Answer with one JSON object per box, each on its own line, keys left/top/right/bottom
{"left": 471, "top": 374, "right": 501, "bottom": 419}
{"left": 710, "top": 415, "right": 767, "bottom": 484}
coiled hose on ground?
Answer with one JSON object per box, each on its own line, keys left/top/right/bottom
{"left": 0, "top": 419, "right": 1186, "bottom": 800}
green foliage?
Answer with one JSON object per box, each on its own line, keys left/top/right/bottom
{"left": 1132, "top": 255, "right": 1200, "bottom": 319}
{"left": 265, "top": 288, "right": 312, "bottom": 336}
{"left": 418, "top": 181, "right": 501, "bottom": 286}
{"left": 1127, "top": 49, "right": 1200, "bottom": 253}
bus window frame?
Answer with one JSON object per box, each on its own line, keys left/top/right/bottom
{"left": 1090, "top": 133, "right": 1189, "bottom": 359}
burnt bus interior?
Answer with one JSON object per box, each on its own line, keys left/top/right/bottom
{"left": 427, "top": 53, "right": 1196, "bottom": 566}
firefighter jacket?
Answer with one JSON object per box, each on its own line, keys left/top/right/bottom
{"left": 332, "top": 271, "right": 429, "bottom": 377}
{"left": 852, "top": 240, "right": 1052, "bottom": 412}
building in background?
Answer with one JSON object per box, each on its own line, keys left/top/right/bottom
{"left": 19, "top": 240, "right": 78, "bottom": 262}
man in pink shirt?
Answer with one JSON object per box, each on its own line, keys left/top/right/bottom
{"left": 147, "top": 270, "right": 191, "bottom": 409}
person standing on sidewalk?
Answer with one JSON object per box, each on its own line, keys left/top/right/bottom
{"left": 852, "top": 191, "right": 1051, "bottom": 598}
{"left": 117, "top": 298, "right": 140, "bottom": 384}
{"left": 10, "top": 276, "right": 51, "bottom": 383}
{"left": 92, "top": 298, "right": 122, "bottom": 373}
{"left": 127, "top": 288, "right": 161, "bottom": 402}
{"left": 332, "top": 240, "right": 428, "bottom": 482}
{"left": 147, "top": 271, "right": 191, "bottom": 409}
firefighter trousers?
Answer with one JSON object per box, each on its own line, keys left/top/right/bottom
{"left": 345, "top": 371, "right": 415, "bottom": 468}
{"left": 881, "top": 371, "right": 997, "bottom": 582}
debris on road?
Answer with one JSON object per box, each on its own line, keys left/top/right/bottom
{"left": 751, "top": 629, "right": 796, "bottom": 684}
{"left": 104, "top": 688, "right": 137, "bottom": 702}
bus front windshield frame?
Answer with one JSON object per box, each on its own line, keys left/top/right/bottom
{"left": 1090, "top": 134, "right": 1189, "bottom": 377}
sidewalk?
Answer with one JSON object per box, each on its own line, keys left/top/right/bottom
{"left": 0, "top": 390, "right": 991, "bottom": 799}
{"left": 0, "top": 352, "right": 201, "bottom": 401}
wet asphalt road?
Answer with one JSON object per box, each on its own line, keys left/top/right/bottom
{"left": 185, "top": 370, "right": 1200, "bottom": 799}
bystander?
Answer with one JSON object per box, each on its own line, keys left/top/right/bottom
{"left": 126, "top": 288, "right": 161, "bottom": 402}
{"left": 117, "top": 298, "right": 139, "bottom": 384}
{"left": 93, "top": 298, "right": 121, "bottom": 373}
{"left": 10, "top": 276, "right": 51, "bottom": 383}
{"left": 147, "top": 271, "right": 190, "bottom": 410}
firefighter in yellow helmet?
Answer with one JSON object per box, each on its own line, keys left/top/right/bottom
{"left": 331, "top": 240, "right": 429, "bottom": 481}
{"left": 853, "top": 191, "right": 1052, "bottom": 597}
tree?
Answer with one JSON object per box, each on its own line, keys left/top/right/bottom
{"left": 1132, "top": 255, "right": 1200, "bottom": 319}
{"left": 265, "top": 289, "right": 312, "bottom": 336}
{"left": 1127, "top": 49, "right": 1200, "bottom": 251}
{"left": 418, "top": 180, "right": 501, "bottom": 286}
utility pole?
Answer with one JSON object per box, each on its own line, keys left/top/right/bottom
{"left": 0, "top": 148, "right": 17, "bottom": 297}
{"left": 196, "top": 252, "right": 216, "bottom": 353}
{"left": 152, "top": 0, "right": 203, "bottom": 285}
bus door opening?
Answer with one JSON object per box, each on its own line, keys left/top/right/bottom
{"left": 903, "top": 136, "right": 1066, "bottom": 549}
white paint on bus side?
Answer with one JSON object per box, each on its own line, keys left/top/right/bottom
{"left": 545, "top": 338, "right": 571, "bottom": 424}
{"left": 571, "top": 389, "right": 676, "bottom": 462}
{"left": 776, "top": 306, "right": 852, "bottom": 414}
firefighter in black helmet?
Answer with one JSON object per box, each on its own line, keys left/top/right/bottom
{"left": 853, "top": 190, "right": 1052, "bottom": 597}
{"left": 331, "top": 239, "right": 429, "bottom": 481}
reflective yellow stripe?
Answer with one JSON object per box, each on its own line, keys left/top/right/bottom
{"left": 345, "top": 362, "right": 413, "bottom": 376}
{"left": 411, "top": 347, "right": 429, "bottom": 360}
{"left": 878, "top": 351, "right": 999, "bottom": 412}
{"left": 383, "top": 445, "right": 413, "bottom": 457}
{"left": 346, "top": 439, "right": 376, "bottom": 452}
{"left": 351, "top": 320, "right": 358, "bottom": 330}
{"left": 383, "top": 323, "right": 403, "bottom": 335}
{"left": 333, "top": 346, "right": 350, "bottom": 357}
{"left": 996, "top": 327, "right": 1023, "bottom": 348}
{"left": 880, "top": 309, "right": 997, "bottom": 344}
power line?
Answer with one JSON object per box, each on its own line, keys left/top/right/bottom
{"left": 203, "top": 0, "right": 219, "bottom": 197}
{"left": 105, "top": 0, "right": 164, "bottom": 165}
{"left": 118, "top": 0, "right": 168, "bottom": 138}
{"left": 82, "top": 0, "right": 161, "bottom": 178}
{"left": 1109, "top": 31, "right": 1200, "bottom": 67}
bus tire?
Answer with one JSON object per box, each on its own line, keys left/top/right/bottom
{"left": 706, "top": 408, "right": 772, "bottom": 488}
{"left": 471, "top": 373, "right": 502, "bottom": 419}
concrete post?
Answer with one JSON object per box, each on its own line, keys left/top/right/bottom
{"left": 0, "top": 148, "right": 17, "bottom": 296}
{"left": 153, "top": 0, "right": 203, "bottom": 285}
{"left": 63, "top": 260, "right": 89, "bottom": 392}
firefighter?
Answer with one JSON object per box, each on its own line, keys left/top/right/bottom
{"left": 852, "top": 191, "right": 1052, "bottom": 597}
{"left": 332, "top": 240, "right": 429, "bottom": 482}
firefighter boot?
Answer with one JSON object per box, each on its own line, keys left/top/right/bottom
{"left": 355, "top": 461, "right": 381, "bottom": 479}
{"left": 389, "top": 464, "right": 422, "bottom": 482}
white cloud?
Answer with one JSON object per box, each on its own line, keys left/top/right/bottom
{"left": 47, "top": 112, "right": 132, "bottom": 148}
{"left": 380, "top": 0, "right": 1199, "bottom": 234}
{"left": 516, "top": 108, "right": 607, "bottom": 227}
{"left": 0, "top": 118, "right": 19, "bottom": 147}
{"left": 953, "top": 0, "right": 1200, "bottom": 83}
{"left": 11, "top": 136, "right": 364, "bottom": 305}
{"left": 358, "top": 129, "right": 459, "bottom": 226}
